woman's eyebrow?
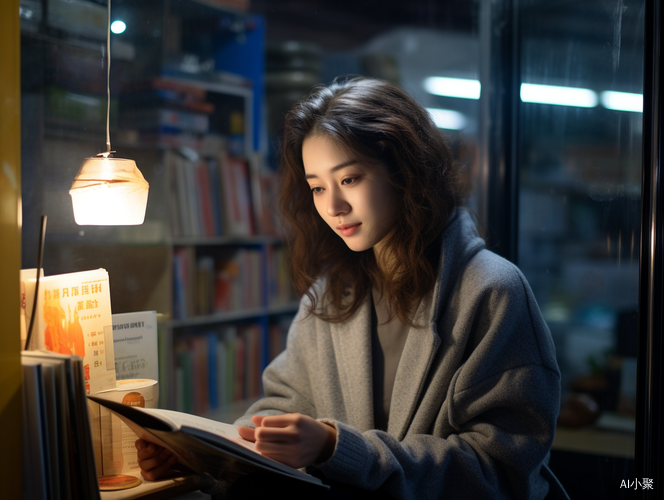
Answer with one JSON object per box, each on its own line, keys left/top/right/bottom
{"left": 305, "top": 160, "right": 357, "bottom": 179}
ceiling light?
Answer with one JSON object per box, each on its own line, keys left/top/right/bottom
{"left": 423, "top": 77, "right": 481, "bottom": 100}
{"left": 425, "top": 108, "right": 467, "bottom": 130}
{"left": 520, "top": 83, "right": 598, "bottom": 108}
{"left": 600, "top": 91, "right": 643, "bottom": 112}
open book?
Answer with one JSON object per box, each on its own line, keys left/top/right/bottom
{"left": 87, "top": 396, "right": 328, "bottom": 490}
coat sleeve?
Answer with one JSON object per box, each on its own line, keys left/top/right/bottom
{"left": 312, "top": 267, "right": 560, "bottom": 500}
{"left": 314, "top": 365, "right": 559, "bottom": 500}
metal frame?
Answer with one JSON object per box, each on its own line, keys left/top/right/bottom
{"left": 635, "top": 0, "right": 664, "bottom": 490}
{"left": 478, "top": 0, "right": 520, "bottom": 264}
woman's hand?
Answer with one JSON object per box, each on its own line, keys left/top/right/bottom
{"left": 135, "top": 438, "right": 178, "bottom": 481}
{"left": 237, "top": 413, "right": 337, "bottom": 469}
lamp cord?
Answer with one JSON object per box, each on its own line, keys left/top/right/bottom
{"left": 106, "top": 0, "right": 111, "bottom": 155}
{"left": 24, "top": 215, "right": 47, "bottom": 351}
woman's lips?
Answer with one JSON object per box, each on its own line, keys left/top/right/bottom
{"left": 338, "top": 223, "right": 361, "bottom": 236}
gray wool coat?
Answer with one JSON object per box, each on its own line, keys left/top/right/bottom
{"left": 235, "top": 209, "right": 561, "bottom": 499}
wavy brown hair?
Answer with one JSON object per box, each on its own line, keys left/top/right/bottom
{"left": 279, "top": 76, "right": 467, "bottom": 326}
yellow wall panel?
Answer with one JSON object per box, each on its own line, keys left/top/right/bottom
{"left": 0, "top": 0, "right": 23, "bottom": 495}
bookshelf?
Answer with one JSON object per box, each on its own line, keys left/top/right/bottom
{"left": 20, "top": 0, "right": 297, "bottom": 421}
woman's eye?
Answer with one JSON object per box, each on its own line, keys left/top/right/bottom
{"left": 311, "top": 187, "right": 323, "bottom": 195}
{"left": 341, "top": 177, "right": 357, "bottom": 185}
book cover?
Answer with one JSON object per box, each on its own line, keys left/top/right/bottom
{"left": 87, "top": 395, "right": 328, "bottom": 489}
{"left": 111, "top": 310, "right": 159, "bottom": 382}
{"left": 22, "top": 268, "right": 117, "bottom": 394}
{"left": 21, "top": 359, "right": 49, "bottom": 500}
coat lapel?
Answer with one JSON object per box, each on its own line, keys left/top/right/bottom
{"left": 388, "top": 210, "right": 484, "bottom": 439}
{"left": 329, "top": 293, "right": 375, "bottom": 432}
{"left": 387, "top": 290, "right": 441, "bottom": 440}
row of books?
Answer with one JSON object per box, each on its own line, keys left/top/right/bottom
{"left": 173, "top": 322, "right": 289, "bottom": 415}
{"left": 21, "top": 350, "right": 100, "bottom": 500}
{"left": 173, "top": 246, "right": 262, "bottom": 319}
{"left": 169, "top": 151, "right": 256, "bottom": 238}
{"left": 173, "top": 245, "right": 295, "bottom": 320}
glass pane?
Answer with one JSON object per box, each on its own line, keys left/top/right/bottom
{"left": 517, "top": 0, "right": 643, "bottom": 495}
{"left": 19, "top": 0, "right": 481, "bottom": 419}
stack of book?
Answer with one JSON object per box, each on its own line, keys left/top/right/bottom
{"left": 21, "top": 350, "right": 100, "bottom": 500}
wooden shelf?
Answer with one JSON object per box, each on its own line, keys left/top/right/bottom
{"left": 172, "top": 234, "right": 282, "bottom": 246}
{"left": 166, "top": 301, "right": 299, "bottom": 328}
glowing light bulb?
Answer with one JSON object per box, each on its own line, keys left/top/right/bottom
{"left": 111, "top": 20, "right": 126, "bottom": 34}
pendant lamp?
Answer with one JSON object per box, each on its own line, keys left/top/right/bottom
{"left": 69, "top": 0, "right": 149, "bottom": 226}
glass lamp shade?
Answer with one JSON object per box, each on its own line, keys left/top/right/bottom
{"left": 69, "top": 156, "right": 149, "bottom": 226}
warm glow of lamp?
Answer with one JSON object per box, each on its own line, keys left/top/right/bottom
{"left": 70, "top": 0, "right": 148, "bottom": 226}
{"left": 70, "top": 155, "right": 149, "bottom": 225}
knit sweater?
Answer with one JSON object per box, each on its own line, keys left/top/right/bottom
{"left": 235, "top": 209, "right": 561, "bottom": 499}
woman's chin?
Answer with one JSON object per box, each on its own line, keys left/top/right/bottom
{"left": 340, "top": 238, "right": 371, "bottom": 253}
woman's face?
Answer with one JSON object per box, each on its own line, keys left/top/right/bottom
{"left": 302, "top": 134, "right": 399, "bottom": 255}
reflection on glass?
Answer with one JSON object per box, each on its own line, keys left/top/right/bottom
{"left": 517, "top": 0, "right": 643, "bottom": 468}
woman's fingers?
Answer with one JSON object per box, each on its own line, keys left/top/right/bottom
{"left": 257, "top": 413, "right": 302, "bottom": 428}
{"left": 249, "top": 413, "right": 337, "bottom": 468}
{"left": 140, "top": 451, "right": 178, "bottom": 481}
{"left": 237, "top": 425, "right": 257, "bottom": 442}
{"left": 135, "top": 441, "right": 163, "bottom": 461}
{"left": 134, "top": 440, "right": 178, "bottom": 481}
{"left": 250, "top": 414, "right": 266, "bottom": 427}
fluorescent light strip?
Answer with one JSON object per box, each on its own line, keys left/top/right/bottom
{"left": 600, "top": 91, "right": 643, "bottom": 112}
{"left": 426, "top": 108, "right": 467, "bottom": 130}
{"left": 520, "top": 83, "right": 598, "bottom": 108}
{"left": 424, "top": 75, "right": 644, "bottom": 112}
{"left": 423, "top": 77, "right": 481, "bottom": 100}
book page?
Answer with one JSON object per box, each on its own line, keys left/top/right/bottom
{"left": 126, "top": 407, "right": 257, "bottom": 452}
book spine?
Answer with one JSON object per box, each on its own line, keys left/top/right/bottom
{"left": 216, "top": 338, "right": 227, "bottom": 410}
{"left": 196, "top": 161, "right": 215, "bottom": 237}
{"left": 235, "top": 334, "right": 245, "bottom": 402}
{"left": 207, "top": 159, "right": 224, "bottom": 236}
{"left": 207, "top": 332, "right": 218, "bottom": 411}
{"left": 174, "top": 154, "right": 192, "bottom": 238}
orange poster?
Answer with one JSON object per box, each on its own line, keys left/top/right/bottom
{"left": 21, "top": 268, "right": 117, "bottom": 394}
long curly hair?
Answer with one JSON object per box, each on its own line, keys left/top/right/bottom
{"left": 279, "top": 76, "right": 468, "bottom": 325}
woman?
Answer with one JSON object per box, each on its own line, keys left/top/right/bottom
{"left": 137, "top": 77, "right": 562, "bottom": 499}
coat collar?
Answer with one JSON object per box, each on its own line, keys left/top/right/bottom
{"left": 327, "top": 209, "right": 485, "bottom": 437}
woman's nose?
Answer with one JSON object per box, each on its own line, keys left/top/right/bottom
{"left": 327, "top": 188, "right": 350, "bottom": 217}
